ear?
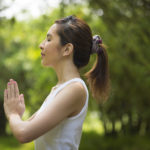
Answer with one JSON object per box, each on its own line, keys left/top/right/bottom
{"left": 62, "top": 43, "right": 74, "bottom": 57}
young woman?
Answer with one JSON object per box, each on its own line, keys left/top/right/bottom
{"left": 4, "top": 15, "right": 110, "bottom": 150}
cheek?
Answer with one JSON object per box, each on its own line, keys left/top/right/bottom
{"left": 45, "top": 42, "right": 57, "bottom": 51}
{"left": 45, "top": 43, "right": 52, "bottom": 51}
{"left": 45, "top": 43, "right": 61, "bottom": 60}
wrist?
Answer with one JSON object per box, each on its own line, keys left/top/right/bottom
{"left": 8, "top": 113, "right": 21, "bottom": 122}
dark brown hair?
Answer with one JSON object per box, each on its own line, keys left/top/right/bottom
{"left": 55, "top": 15, "right": 110, "bottom": 103}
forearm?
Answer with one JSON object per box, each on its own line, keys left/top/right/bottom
{"left": 26, "top": 112, "right": 37, "bottom": 121}
{"left": 9, "top": 114, "right": 29, "bottom": 143}
{"left": 8, "top": 113, "right": 42, "bottom": 143}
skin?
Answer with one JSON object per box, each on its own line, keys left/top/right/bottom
{"left": 3, "top": 23, "right": 86, "bottom": 143}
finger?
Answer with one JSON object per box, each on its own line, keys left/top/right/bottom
{"left": 14, "top": 81, "right": 20, "bottom": 97}
{"left": 10, "top": 79, "right": 14, "bottom": 82}
{"left": 9, "top": 79, "right": 14, "bottom": 97}
{"left": 4, "top": 89, "right": 7, "bottom": 102}
{"left": 7, "top": 82, "right": 11, "bottom": 99}
{"left": 10, "top": 81, "right": 15, "bottom": 98}
{"left": 20, "top": 94, "right": 25, "bottom": 104}
{"left": 6, "top": 89, "right": 8, "bottom": 100}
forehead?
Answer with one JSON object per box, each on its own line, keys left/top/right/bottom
{"left": 47, "top": 24, "right": 58, "bottom": 36}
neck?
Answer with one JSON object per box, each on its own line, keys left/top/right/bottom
{"left": 54, "top": 59, "right": 81, "bottom": 85}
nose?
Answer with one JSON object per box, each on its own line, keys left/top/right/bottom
{"left": 39, "top": 40, "right": 45, "bottom": 50}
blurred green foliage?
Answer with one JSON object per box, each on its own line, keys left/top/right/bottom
{"left": 87, "top": 0, "right": 150, "bottom": 136}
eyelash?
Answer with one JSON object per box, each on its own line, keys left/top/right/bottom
{"left": 47, "top": 39, "right": 51, "bottom": 41}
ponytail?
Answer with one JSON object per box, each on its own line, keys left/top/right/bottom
{"left": 54, "top": 15, "right": 110, "bottom": 104}
{"left": 84, "top": 35, "right": 110, "bottom": 104}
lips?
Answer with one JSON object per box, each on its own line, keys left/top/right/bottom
{"left": 41, "top": 52, "right": 45, "bottom": 56}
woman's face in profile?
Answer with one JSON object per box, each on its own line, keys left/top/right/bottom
{"left": 39, "top": 24, "right": 63, "bottom": 67}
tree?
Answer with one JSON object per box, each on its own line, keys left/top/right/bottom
{"left": 86, "top": 0, "right": 150, "bottom": 135}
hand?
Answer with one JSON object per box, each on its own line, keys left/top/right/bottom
{"left": 4, "top": 79, "right": 25, "bottom": 120}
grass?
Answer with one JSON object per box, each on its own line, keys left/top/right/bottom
{"left": 0, "top": 136, "right": 34, "bottom": 150}
{"left": 0, "top": 111, "right": 150, "bottom": 150}
{"left": 80, "top": 132, "right": 150, "bottom": 150}
{"left": 1, "top": 133, "right": 150, "bottom": 150}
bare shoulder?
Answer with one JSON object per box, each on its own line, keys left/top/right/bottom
{"left": 56, "top": 81, "right": 87, "bottom": 117}
{"left": 69, "top": 82, "right": 87, "bottom": 116}
{"left": 57, "top": 81, "right": 86, "bottom": 101}
{"left": 67, "top": 81, "right": 86, "bottom": 94}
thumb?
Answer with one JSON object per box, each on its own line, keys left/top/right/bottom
{"left": 20, "top": 94, "right": 25, "bottom": 104}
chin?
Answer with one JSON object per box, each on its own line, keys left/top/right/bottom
{"left": 41, "top": 61, "right": 53, "bottom": 68}
{"left": 41, "top": 61, "right": 47, "bottom": 67}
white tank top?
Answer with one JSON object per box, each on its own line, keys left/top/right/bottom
{"left": 34, "top": 77, "right": 89, "bottom": 150}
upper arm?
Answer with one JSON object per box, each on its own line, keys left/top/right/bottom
{"left": 22, "top": 82, "right": 86, "bottom": 142}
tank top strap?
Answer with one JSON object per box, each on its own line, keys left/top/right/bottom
{"left": 37, "top": 77, "right": 89, "bottom": 117}
{"left": 51, "top": 78, "right": 89, "bottom": 105}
